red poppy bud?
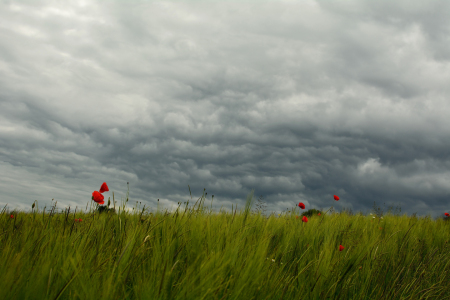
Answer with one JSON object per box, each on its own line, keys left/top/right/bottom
{"left": 339, "top": 245, "right": 344, "bottom": 251}
{"left": 334, "top": 195, "right": 340, "bottom": 201}
{"left": 99, "top": 182, "right": 109, "bottom": 194}
{"left": 298, "top": 202, "right": 305, "bottom": 209}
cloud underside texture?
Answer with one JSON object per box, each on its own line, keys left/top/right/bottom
{"left": 1, "top": 1, "right": 450, "bottom": 218}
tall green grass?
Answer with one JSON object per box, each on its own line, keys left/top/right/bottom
{"left": 1, "top": 188, "right": 450, "bottom": 299}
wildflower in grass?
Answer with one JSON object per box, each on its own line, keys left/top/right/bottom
{"left": 379, "top": 227, "right": 382, "bottom": 230}
{"left": 339, "top": 245, "right": 344, "bottom": 251}
{"left": 10, "top": 214, "right": 14, "bottom": 219}
{"left": 272, "top": 259, "right": 275, "bottom": 263}
{"left": 302, "top": 216, "right": 308, "bottom": 223}
{"left": 99, "top": 182, "right": 109, "bottom": 193}
{"left": 334, "top": 195, "right": 340, "bottom": 201}
{"left": 318, "top": 213, "right": 321, "bottom": 216}
{"left": 92, "top": 191, "right": 105, "bottom": 205}
{"left": 445, "top": 213, "right": 449, "bottom": 217}
{"left": 92, "top": 182, "right": 109, "bottom": 206}
{"left": 298, "top": 202, "right": 305, "bottom": 209}
{"left": 296, "top": 216, "right": 299, "bottom": 219}
{"left": 79, "top": 218, "right": 82, "bottom": 222}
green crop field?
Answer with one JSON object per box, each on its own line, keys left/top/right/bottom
{"left": 1, "top": 189, "right": 450, "bottom": 300}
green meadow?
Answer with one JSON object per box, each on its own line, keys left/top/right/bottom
{"left": 1, "top": 188, "right": 450, "bottom": 300}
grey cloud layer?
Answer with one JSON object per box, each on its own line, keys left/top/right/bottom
{"left": 1, "top": 0, "right": 449, "bottom": 219}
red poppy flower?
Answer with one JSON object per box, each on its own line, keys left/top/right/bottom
{"left": 74, "top": 219, "right": 78, "bottom": 222}
{"left": 318, "top": 213, "right": 321, "bottom": 216}
{"left": 99, "top": 182, "right": 109, "bottom": 194}
{"left": 445, "top": 213, "right": 449, "bottom": 217}
{"left": 298, "top": 202, "right": 305, "bottom": 209}
{"left": 334, "top": 195, "right": 340, "bottom": 201}
{"left": 92, "top": 191, "right": 105, "bottom": 205}
{"left": 302, "top": 216, "right": 308, "bottom": 223}
{"left": 79, "top": 218, "right": 82, "bottom": 222}
{"left": 339, "top": 245, "right": 344, "bottom": 251}
{"left": 10, "top": 214, "right": 14, "bottom": 219}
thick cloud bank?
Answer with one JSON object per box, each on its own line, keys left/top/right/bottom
{"left": 1, "top": 0, "right": 449, "bottom": 219}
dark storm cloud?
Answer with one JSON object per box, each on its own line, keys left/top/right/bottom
{"left": 1, "top": 0, "right": 449, "bottom": 219}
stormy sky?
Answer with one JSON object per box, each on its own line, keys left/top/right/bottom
{"left": 1, "top": 0, "right": 450, "bottom": 219}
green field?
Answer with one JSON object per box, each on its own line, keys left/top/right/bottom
{"left": 1, "top": 189, "right": 450, "bottom": 299}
